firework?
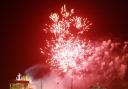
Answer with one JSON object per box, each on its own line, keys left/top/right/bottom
{"left": 41, "top": 5, "right": 93, "bottom": 75}
{"left": 41, "top": 5, "right": 128, "bottom": 81}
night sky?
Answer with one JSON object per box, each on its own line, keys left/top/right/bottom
{"left": 1, "top": 0, "right": 128, "bottom": 89}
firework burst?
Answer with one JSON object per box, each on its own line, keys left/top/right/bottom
{"left": 41, "top": 5, "right": 128, "bottom": 81}
{"left": 41, "top": 5, "right": 93, "bottom": 76}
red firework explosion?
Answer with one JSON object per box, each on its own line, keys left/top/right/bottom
{"left": 41, "top": 5, "right": 92, "bottom": 75}
{"left": 40, "top": 5, "right": 128, "bottom": 80}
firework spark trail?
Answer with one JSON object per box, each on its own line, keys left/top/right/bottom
{"left": 41, "top": 5, "right": 128, "bottom": 84}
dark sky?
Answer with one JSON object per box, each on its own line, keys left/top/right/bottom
{"left": 1, "top": 0, "right": 128, "bottom": 89}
